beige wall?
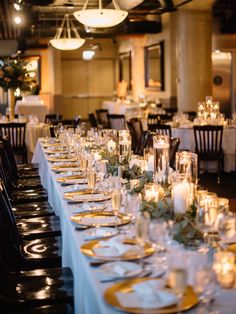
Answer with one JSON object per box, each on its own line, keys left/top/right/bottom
{"left": 51, "top": 38, "right": 118, "bottom": 119}
{"left": 117, "top": 14, "right": 175, "bottom": 106}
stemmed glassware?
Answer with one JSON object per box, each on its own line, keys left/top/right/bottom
{"left": 87, "top": 167, "right": 97, "bottom": 208}
{"left": 53, "top": 125, "right": 59, "bottom": 139}
{"left": 135, "top": 213, "right": 149, "bottom": 268}
{"left": 80, "top": 157, "right": 89, "bottom": 184}
{"left": 111, "top": 189, "right": 122, "bottom": 231}
{"left": 195, "top": 266, "right": 220, "bottom": 314}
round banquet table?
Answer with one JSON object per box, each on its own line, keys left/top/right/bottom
{"left": 26, "top": 123, "right": 50, "bottom": 154}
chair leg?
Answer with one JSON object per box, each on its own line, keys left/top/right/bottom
{"left": 217, "top": 159, "right": 221, "bottom": 184}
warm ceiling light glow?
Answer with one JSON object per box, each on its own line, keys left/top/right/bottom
{"left": 14, "top": 3, "right": 21, "bottom": 11}
{"left": 49, "top": 14, "right": 85, "bottom": 51}
{"left": 73, "top": 0, "right": 128, "bottom": 28}
{"left": 83, "top": 50, "right": 95, "bottom": 60}
{"left": 50, "top": 38, "right": 85, "bottom": 50}
{"left": 13, "top": 0, "right": 23, "bottom": 11}
{"left": 14, "top": 16, "right": 22, "bottom": 25}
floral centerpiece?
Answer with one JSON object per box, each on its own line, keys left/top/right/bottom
{"left": 0, "top": 58, "right": 30, "bottom": 120}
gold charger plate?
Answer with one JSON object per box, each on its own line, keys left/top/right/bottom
{"left": 43, "top": 142, "right": 62, "bottom": 148}
{"left": 104, "top": 278, "right": 199, "bottom": 314}
{"left": 57, "top": 174, "right": 84, "bottom": 184}
{"left": 51, "top": 164, "right": 79, "bottom": 172}
{"left": 47, "top": 156, "right": 77, "bottom": 163}
{"left": 45, "top": 148, "right": 68, "bottom": 154}
{"left": 227, "top": 243, "right": 236, "bottom": 255}
{"left": 80, "top": 234, "right": 154, "bottom": 261}
{"left": 64, "top": 190, "right": 109, "bottom": 202}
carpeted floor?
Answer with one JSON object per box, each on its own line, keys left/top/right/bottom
{"left": 199, "top": 171, "right": 236, "bottom": 212}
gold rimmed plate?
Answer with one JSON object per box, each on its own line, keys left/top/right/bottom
{"left": 80, "top": 235, "right": 154, "bottom": 261}
{"left": 43, "top": 142, "right": 62, "bottom": 148}
{"left": 45, "top": 148, "right": 69, "bottom": 154}
{"left": 51, "top": 164, "right": 79, "bottom": 173}
{"left": 73, "top": 212, "right": 131, "bottom": 228}
{"left": 65, "top": 190, "right": 109, "bottom": 203}
{"left": 57, "top": 174, "right": 85, "bottom": 185}
{"left": 47, "top": 156, "right": 77, "bottom": 163}
{"left": 227, "top": 243, "right": 236, "bottom": 255}
{"left": 40, "top": 138, "right": 59, "bottom": 143}
{"left": 104, "top": 278, "right": 199, "bottom": 314}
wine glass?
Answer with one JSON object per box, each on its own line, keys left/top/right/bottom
{"left": 80, "top": 158, "right": 88, "bottom": 184}
{"left": 87, "top": 168, "right": 97, "bottom": 208}
{"left": 53, "top": 125, "right": 59, "bottom": 139}
{"left": 135, "top": 213, "right": 149, "bottom": 268}
{"left": 195, "top": 267, "right": 220, "bottom": 314}
{"left": 111, "top": 189, "right": 122, "bottom": 231}
{"left": 218, "top": 213, "right": 236, "bottom": 248}
{"left": 168, "top": 254, "right": 188, "bottom": 312}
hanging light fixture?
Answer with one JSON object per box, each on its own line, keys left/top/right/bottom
{"left": 73, "top": 0, "right": 128, "bottom": 28}
{"left": 50, "top": 14, "right": 85, "bottom": 50}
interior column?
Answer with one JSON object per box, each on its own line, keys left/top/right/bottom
{"left": 176, "top": 9, "right": 212, "bottom": 112}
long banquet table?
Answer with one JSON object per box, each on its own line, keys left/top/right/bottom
{"left": 32, "top": 140, "right": 236, "bottom": 314}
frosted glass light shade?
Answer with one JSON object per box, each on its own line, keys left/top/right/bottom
{"left": 73, "top": 9, "right": 128, "bottom": 28}
{"left": 50, "top": 38, "right": 85, "bottom": 50}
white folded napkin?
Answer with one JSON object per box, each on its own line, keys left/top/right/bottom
{"left": 94, "top": 238, "right": 139, "bottom": 257}
{"left": 112, "top": 263, "right": 139, "bottom": 276}
{"left": 64, "top": 179, "right": 85, "bottom": 184}
{"left": 71, "top": 193, "right": 105, "bottom": 201}
{"left": 80, "top": 216, "right": 117, "bottom": 226}
{"left": 116, "top": 280, "right": 177, "bottom": 309}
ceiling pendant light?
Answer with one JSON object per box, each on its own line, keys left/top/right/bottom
{"left": 50, "top": 14, "right": 85, "bottom": 50}
{"left": 73, "top": 0, "right": 128, "bottom": 28}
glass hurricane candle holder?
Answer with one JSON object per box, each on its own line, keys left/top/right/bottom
{"left": 176, "top": 151, "right": 198, "bottom": 184}
{"left": 119, "top": 134, "right": 132, "bottom": 163}
{"left": 218, "top": 198, "right": 229, "bottom": 213}
{"left": 203, "top": 193, "right": 219, "bottom": 232}
{"left": 143, "top": 147, "right": 154, "bottom": 172}
{"left": 153, "top": 134, "right": 169, "bottom": 185}
{"left": 172, "top": 174, "right": 192, "bottom": 214}
{"left": 144, "top": 183, "right": 160, "bottom": 202}
{"left": 213, "top": 251, "right": 235, "bottom": 288}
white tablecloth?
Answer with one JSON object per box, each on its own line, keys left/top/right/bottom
{"left": 172, "top": 127, "right": 236, "bottom": 172}
{"left": 15, "top": 100, "right": 49, "bottom": 122}
{"left": 26, "top": 124, "right": 50, "bottom": 153}
{"left": 102, "top": 100, "right": 138, "bottom": 115}
{"left": 32, "top": 140, "right": 236, "bottom": 314}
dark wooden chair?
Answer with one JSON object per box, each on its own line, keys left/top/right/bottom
{"left": 158, "top": 114, "right": 173, "bottom": 124}
{"left": 96, "top": 109, "right": 109, "bottom": 128}
{"left": 88, "top": 113, "right": 98, "bottom": 128}
{"left": 193, "top": 125, "right": 224, "bottom": 183}
{"left": 127, "top": 118, "right": 143, "bottom": 152}
{"left": 184, "top": 111, "right": 197, "bottom": 122}
{"left": 5, "top": 303, "right": 74, "bottom": 314}
{"left": 169, "top": 137, "right": 180, "bottom": 169}
{"left": 148, "top": 123, "right": 172, "bottom": 137}
{"left": 107, "top": 114, "right": 126, "bottom": 130}
{"left": 147, "top": 114, "right": 159, "bottom": 125}
{"left": 0, "top": 181, "right": 62, "bottom": 271}
{"left": 135, "top": 131, "right": 152, "bottom": 156}
{"left": 0, "top": 123, "right": 27, "bottom": 163}
{"left": 45, "top": 114, "right": 62, "bottom": 124}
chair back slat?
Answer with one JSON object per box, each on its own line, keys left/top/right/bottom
{"left": 148, "top": 123, "right": 172, "bottom": 137}
{"left": 96, "top": 109, "right": 109, "bottom": 128}
{"left": 0, "top": 123, "right": 27, "bottom": 163}
{"left": 107, "top": 114, "right": 126, "bottom": 130}
{"left": 194, "top": 125, "right": 223, "bottom": 155}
